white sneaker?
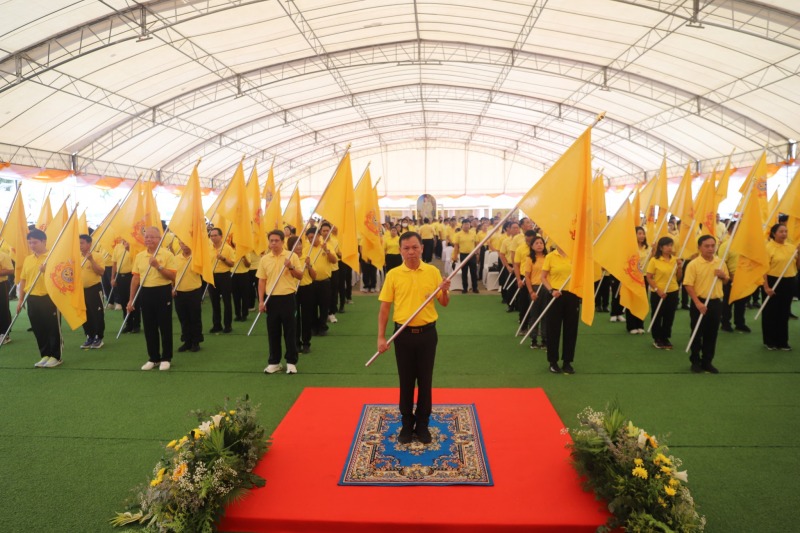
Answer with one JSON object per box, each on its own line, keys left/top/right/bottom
{"left": 618, "top": 315, "right": 626, "bottom": 322}
{"left": 114, "top": 303, "right": 122, "bottom": 310}
{"left": 327, "top": 314, "right": 338, "bottom": 323}
{"left": 637, "top": 329, "right": 646, "bottom": 334}
{"left": 141, "top": 361, "right": 157, "bottom": 370}
{"left": 264, "top": 364, "right": 282, "bottom": 374}
{"left": 609, "top": 316, "right": 618, "bottom": 322}
{"left": 629, "top": 330, "right": 639, "bottom": 335}
{"left": 34, "top": 356, "right": 50, "bottom": 368}
{"left": 159, "top": 361, "right": 171, "bottom": 371}
{"left": 286, "top": 363, "right": 297, "bottom": 374}
{"left": 0, "top": 334, "right": 10, "bottom": 345}
{"left": 43, "top": 357, "right": 62, "bottom": 368}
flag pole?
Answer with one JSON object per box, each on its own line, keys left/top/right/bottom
{"left": 646, "top": 219, "right": 696, "bottom": 332}
{"left": 173, "top": 254, "right": 194, "bottom": 291}
{"left": 684, "top": 179, "right": 756, "bottom": 353}
{"left": 366, "top": 112, "right": 607, "bottom": 367}
{"left": 0, "top": 187, "right": 21, "bottom": 242}
{"left": 85, "top": 168, "right": 148, "bottom": 259}
{"left": 515, "top": 283, "right": 544, "bottom": 336}
{"left": 1, "top": 204, "right": 79, "bottom": 349}
{"left": 202, "top": 221, "right": 234, "bottom": 302}
{"left": 753, "top": 248, "right": 799, "bottom": 320}
{"left": 593, "top": 271, "right": 606, "bottom": 299}
{"left": 246, "top": 146, "right": 351, "bottom": 336}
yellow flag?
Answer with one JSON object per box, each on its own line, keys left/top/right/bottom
{"left": 263, "top": 185, "right": 282, "bottom": 235}
{"left": 78, "top": 210, "right": 89, "bottom": 235}
{"left": 693, "top": 174, "right": 717, "bottom": 239}
{"left": 591, "top": 175, "right": 607, "bottom": 282}
{"left": 36, "top": 195, "right": 53, "bottom": 231}
{"left": 142, "top": 181, "right": 162, "bottom": 229}
{"left": 246, "top": 164, "right": 266, "bottom": 254}
{"left": 169, "top": 164, "right": 215, "bottom": 285}
{"left": 46, "top": 200, "right": 69, "bottom": 245}
{"left": 715, "top": 155, "right": 732, "bottom": 204}
{"left": 216, "top": 161, "right": 254, "bottom": 257}
{"left": 669, "top": 164, "right": 696, "bottom": 259}
{"left": 4, "top": 188, "right": 30, "bottom": 279}
{"left": 315, "top": 151, "right": 360, "bottom": 273}
{"left": 109, "top": 181, "right": 149, "bottom": 257}
{"left": 739, "top": 151, "right": 768, "bottom": 223}
{"left": 594, "top": 199, "right": 650, "bottom": 320}
{"left": 93, "top": 204, "right": 121, "bottom": 256}
{"left": 777, "top": 167, "right": 800, "bottom": 243}
{"left": 631, "top": 186, "right": 642, "bottom": 226}
{"left": 767, "top": 190, "right": 779, "bottom": 227}
{"left": 519, "top": 126, "right": 594, "bottom": 325}
{"left": 728, "top": 183, "right": 770, "bottom": 303}
{"left": 283, "top": 186, "right": 303, "bottom": 234}
{"left": 44, "top": 210, "right": 86, "bottom": 330}
{"left": 354, "top": 166, "right": 385, "bottom": 269}
{"left": 645, "top": 158, "right": 669, "bottom": 242}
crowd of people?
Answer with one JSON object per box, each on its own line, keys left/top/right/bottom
{"left": 0, "top": 212, "right": 797, "bottom": 378}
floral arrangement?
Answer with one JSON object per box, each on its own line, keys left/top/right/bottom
{"left": 111, "top": 396, "right": 268, "bottom": 532}
{"left": 566, "top": 405, "right": 706, "bottom": 533}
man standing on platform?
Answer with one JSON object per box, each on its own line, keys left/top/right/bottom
{"left": 377, "top": 231, "right": 451, "bottom": 445}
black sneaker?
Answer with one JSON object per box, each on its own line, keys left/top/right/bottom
{"left": 702, "top": 364, "right": 720, "bottom": 374}
{"left": 789, "top": 313, "right": 798, "bottom": 320}
{"left": 720, "top": 324, "right": 734, "bottom": 333}
{"left": 302, "top": 346, "right": 311, "bottom": 354}
{"left": 210, "top": 326, "right": 222, "bottom": 333}
{"left": 549, "top": 363, "right": 562, "bottom": 374}
{"left": 652, "top": 341, "right": 664, "bottom": 349}
{"left": 222, "top": 327, "right": 232, "bottom": 334}
{"left": 779, "top": 345, "right": 792, "bottom": 351}
{"left": 734, "top": 325, "right": 751, "bottom": 333}
{"left": 766, "top": 345, "right": 778, "bottom": 351}
{"left": 690, "top": 363, "right": 703, "bottom": 373}
{"left": 662, "top": 340, "right": 673, "bottom": 350}
{"left": 562, "top": 363, "right": 575, "bottom": 374}
{"left": 189, "top": 344, "right": 200, "bottom": 352}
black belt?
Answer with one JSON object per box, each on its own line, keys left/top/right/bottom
{"left": 395, "top": 321, "right": 436, "bottom": 334}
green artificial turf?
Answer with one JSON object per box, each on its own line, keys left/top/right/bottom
{"left": 0, "top": 288, "right": 797, "bottom": 532}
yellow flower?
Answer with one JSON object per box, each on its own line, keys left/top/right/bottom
{"left": 171, "top": 462, "right": 188, "bottom": 481}
{"left": 654, "top": 453, "right": 671, "bottom": 466}
{"left": 669, "top": 478, "right": 680, "bottom": 488}
{"left": 647, "top": 435, "right": 658, "bottom": 448}
{"left": 664, "top": 485, "right": 677, "bottom": 497}
{"left": 229, "top": 410, "right": 236, "bottom": 415}
{"left": 658, "top": 497, "right": 667, "bottom": 508}
{"left": 634, "top": 458, "right": 644, "bottom": 466}
{"left": 150, "top": 468, "right": 167, "bottom": 487}
{"left": 632, "top": 466, "right": 648, "bottom": 479}
{"left": 660, "top": 465, "right": 673, "bottom": 474}
{"left": 166, "top": 440, "right": 177, "bottom": 449}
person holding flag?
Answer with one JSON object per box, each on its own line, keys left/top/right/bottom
{"left": 645, "top": 236, "right": 683, "bottom": 349}
{"left": 79, "top": 234, "right": 106, "bottom": 349}
{"left": 17, "top": 229, "right": 62, "bottom": 368}
{"left": 541, "top": 245, "right": 579, "bottom": 374}
{"left": 208, "top": 227, "right": 235, "bottom": 334}
{"left": 173, "top": 241, "right": 204, "bottom": 353}
{"left": 0, "top": 249, "right": 13, "bottom": 344}
{"left": 128, "top": 227, "right": 177, "bottom": 371}
{"left": 762, "top": 223, "right": 800, "bottom": 351}
{"left": 683, "top": 235, "right": 729, "bottom": 373}
{"left": 112, "top": 240, "right": 140, "bottom": 332}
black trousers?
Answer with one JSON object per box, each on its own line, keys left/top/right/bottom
{"left": 460, "top": 253, "right": 478, "bottom": 291}
{"left": 231, "top": 272, "right": 250, "bottom": 320}
{"left": 499, "top": 268, "right": 513, "bottom": 303}
{"left": 722, "top": 283, "right": 747, "bottom": 329}
{"left": 209, "top": 272, "right": 232, "bottom": 329}
{"left": 626, "top": 307, "right": 645, "bottom": 331}
{"left": 82, "top": 283, "right": 105, "bottom": 339}
{"left": 102, "top": 266, "right": 112, "bottom": 299}
{"left": 312, "top": 278, "right": 331, "bottom": 332}
{"left": 516, "top": 283, "right": 531, "bottom": 325}
{"left": 434, "top": 239, "right": 442, "bottom": 259}
{"left": 116, "top": 273, "right": 140, "bottom": 328}
{"left": 362, "top": 263, "right": 377, "bottom": 289}
{"left": 546, "top": 291, "right": 580, "bottom": 364}
{"left": 608, "top": 276, "right": 623, "bottom": 315}
{"left": 0, "top": 280, "right": 11, "bottom": 334}
{"left": 329, "top": 269, "right": 340, "bottom": 315}
{"left": 385, "top": 254, "right": 402, "bottom": 272}
{"left": 27, "top": 295, "right": 61, "bottom": 359}
{"left": 422, "top": 239, "right": 434, "bottom": 263}
{"left": 529, "top": 286, "right": 550, "bottom": 340}
{"left": 296, "top": 284, "right": 315, "bottom": 348}
{"left": 140, "top": 285, "right": 173, "bottom": 362}
{"left": 246, "top": 270, "right": 258, "bottom": 311}
{"left": 266, "top": 294, "right": 298, "bottom": 365}
{"left": 393, "top": 324, "right": 437, "bottom": 422}
{"left": 175, "top": 288, "right": 203, "bottom": 345}
{"left": 595, "top": 275, "right": 612, "bottom": 310}
{"left": 338, "top": 262, "right": 352, "bottom": 306}
{"left": 762, "top": 275, "right": 795, "bottom": 348}
{"left": 650, "top": 290, "right": 678, "bottom": 342}
{"left": 689, "top": 298, "right": 722, "bottom": 365}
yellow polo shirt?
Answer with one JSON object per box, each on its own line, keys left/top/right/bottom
{"left": 384, "top": 235, "right": 400, "bottom": 255}
{"left": 542, "top": 250, "right": 571, "bottom": 290}
{"left": 379, "top": 261, "right": 442, "bottom": 326}
{"left": 514, "top": 242, "right": 531, "bottom": 266}
{"left": 521, "top": 255, "right": 544, "bottom": 286}
{"left": 256, "top": 250, "right": 302, "bottom": 295}
{"left": 683, "top": 255, "right": 728, "bottom": 300}
{"left": 113, "top": 243, "right": 132, "bottom": 274}
{"left": 0, "top": 251, "right": 12, "bottom": 283}
{"left": 309, "top": 244, "right": 334, "bottom": 280}
{"left": 80, "top": 252, "right": 103, "bottom": 287}
{"left": 212, "top": 243, "right": 234, "bottom": 274}
{"left": 452, "top": 230, "right": 477, "bottom": 254}
{"left": 298, "top": 249, "right": 314, "bottom": 287}
{"left": 174, "top": 254, "right": 201, "bottom": 292}
{"left": 766, "top": 240, "right": 798, "bottom": 277}
{"left": 419, "top": 224, "right": 435, "bottom": 240}
{"left": 20, "top": 252, "right": 48, "bottom": 296}
{"left": 646, "top": 255, "right": 679, "bottom": 293}
{"left": 508, "top": 233, "right": 525, "bottom": 263}
{"left": 233, "top": 248, "right": 250, "bottom": 274}
{"left": 328, "top": 235, "right": 340, "bottom": 272}
{"left": 133, "top": 248, "right": 177, "bottom": 287}
{"left": 247, "top": 251, "right": 260, "bottom": 271}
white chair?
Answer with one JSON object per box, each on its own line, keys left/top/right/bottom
{"left": 450, "top": 271, "right": 464, "bottom": 292}
{"left": 484, "top": 271, "right": 500, "bottom": 291}
{"left": 483, "top": 250, "right": 499, "bottom": 284}
{"left": 442, "top": 246, "right": 454, "bottom": 276}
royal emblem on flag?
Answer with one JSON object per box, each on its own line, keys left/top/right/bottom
{"left": 254, "top": 207, "right": 263, "bottom": 226}
{"left": 49, "top": 260, "right": 76, "bottom": 294}
{"left": 623, "top": 254, "right": 645, "bottom": 286}
{"left": 132, "top": 219, "right": 147, "bottom": 246}
{"left": 365, "top": 209, "right": 380, "bottom": 236}
{"left": 569, "top": 216, "right": 577, "bottom": 241}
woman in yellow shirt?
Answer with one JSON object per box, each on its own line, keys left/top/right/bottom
{"left": 384, "top": 226, "right": 402, "bottom": 272}
{"left": 541, "top": 246, "right": 578, "bottom": 374}
{"left": 523, "top": 236, "right": 548, "bottom": 349}
{"left": 762, "top": 223, "right": 800, "bottom": 350}
{"left": 626, "top": 226, "right": 650, "bottom": 334}
{"left": 646, "top": 236, "right": 683, "bottom": 350}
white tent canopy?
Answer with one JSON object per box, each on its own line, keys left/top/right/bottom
{"left": 0, "top": 0, "right": 798, "bottom": 196}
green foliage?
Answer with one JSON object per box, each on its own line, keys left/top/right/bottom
{"left": 110, "top": 397, "right": 268, "bottom": 532}
{"left": 567, "top": 406, "right": 706, "bottom": 533}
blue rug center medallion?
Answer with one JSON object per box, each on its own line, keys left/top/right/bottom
{"left": 339, "top": 404, "right": 493, "bottom": 486}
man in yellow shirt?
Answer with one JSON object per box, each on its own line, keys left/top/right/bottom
{"left": 683, "top": 235, "right": 729, "bottom": 374}
{"left": 18, "top": 229, "right": 63, "bottom": 368}
{"left": 112, "top": 240, "right": 140, "bottom": 332}
{"left": 498, "top": 221, "right": 520, "bottom": 308}
{"left": 419, "top": 218, "right": 435, "bottom": 263}
{"left": 293, "top": 234, "right": 318, "bottom": 355}
{"left": 208, "top": 227, "right": 235, "bottom": 334}
{"left": 173, "top": 240, "right": 204, "bottom": 353}
{"left": 128, "top": 227, "right": 177, "bottom": 371}
{"left": 257, "top": 230, "right": 303, "bottom": 374}
{"left": 79, "top": 234, "right": 106, "bottom": 349}
{"left": 452, "top": 219, "right": 479, "bottom": 293}
{"left": 0, "top": 248, "right": 13, "bottom": 345}
{"left": 377, "top": 232, "right": 451, "bottom": 444}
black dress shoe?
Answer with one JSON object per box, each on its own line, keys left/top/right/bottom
{"left": 702, "top": 364, "right": 720, "bottom": 374}
{"left": 690, "top": 363, "right": 703, "bottom": 373}
{"left": 177, "top": 343, "right": 190, "bottom": 352}
{"left": 223, "top": 327, "right": 232, "bottom": 334}
{"left": 189, "top": 344, "right": 200, "bottom": 352}
{"left": 720, "top": 324, "right": 734, "bottom": 332}
{"left": 210, "top": 327, "right": 222, "bottom": 333}
{"left": 398, "top": 424, "right": 414, "bottom": 444}
{"left": 562, "top": 363, "right": 575, "bottom": 374}
{"left": 301, "top": 346, "right": 311, "bottom": 354}
{"left": 549, "top": 363, "right": 562, "bottom": 374}
{"left": 414, "top": 425, "right": 432, "bottom": 444}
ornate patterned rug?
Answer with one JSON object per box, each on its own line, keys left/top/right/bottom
{"left": 339, "top": 403, "right": 493, "bottom": 486}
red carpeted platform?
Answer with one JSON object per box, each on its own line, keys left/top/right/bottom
{"left": 220, "top": 388, "right": 609, "bottom": 532}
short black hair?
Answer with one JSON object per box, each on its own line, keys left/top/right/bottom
{"left": 287, "top": 235, "right": 299, "bottom": 250}
{"left": 208, "top": 227, "right": 222, "bottom": 237}
{"left": 320, "top": 221, "right": 332, "bottom": 230}
{"left": 79, "top": 234, "right": 92, "bottom": 244}
{"left": 399, "top": 231, "right": 422, "bottom": 246}
{"left": 697, "top": 234, "right": 715, "bottom": 247}
{"left": 27, "top": 229, "right": 46, "bottom": 241}
{"left": 268, "top": 230, "right": 285, "bottom": 241}
{"left": 306, "top": 227, "right": 318, "bottom": 238}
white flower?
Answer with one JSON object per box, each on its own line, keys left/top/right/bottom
{"left": 211, "top": 414, "right": 223, "bottom": 427}
{"left": 637, "top": 430, "right": 647, "bottom": 449}
{"left": 198, "top": 420, "right": 213, "bottom": 434}
{"left": 673, "top": 470, "right": 689, "bottom": 483}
